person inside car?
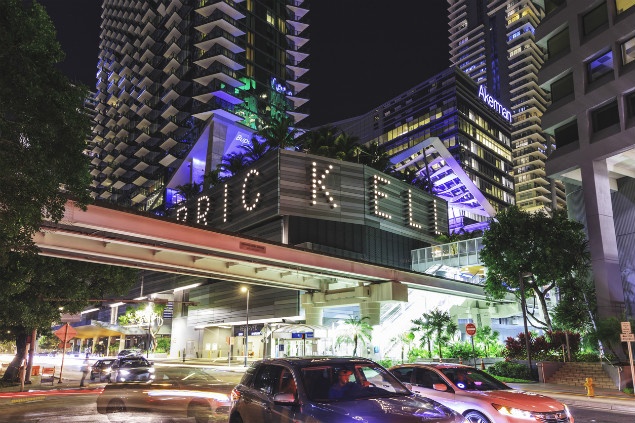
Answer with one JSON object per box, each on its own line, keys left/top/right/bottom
{"left": 328, "top": 369, "right": 358, "bottom": 399}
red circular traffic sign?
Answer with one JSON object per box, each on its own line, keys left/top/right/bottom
{"left": 465, "top": 323, "right": 477, "bottom": 336}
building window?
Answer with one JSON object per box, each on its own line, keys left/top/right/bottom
{"left": 591, "top": 100, "right": 620, "bottom": 133}
{"left": 616, "top": 0, "right": 635, "bottom": 14}
{"left": 545, "top": 0, "right": 566, "bottom": 15}
{"left": 587, "top": 50, "right": 614, "bottom": 83}
{"left": 626, "top": 91, "right": 635, "bottom": 119}
{"left": 553, "top": 120, "right": 579, "bottom": 148}
{"left": 547, "top": 27, "right": 570, "bottom": 59}
{"left": 621, "top": 36, "right": 635, "bottom": 65}
{"left": 550, "top": 73, "right": 574, "bottom": 103}
{"left": 582, "top": 3, "right": 608, "bottom": 37}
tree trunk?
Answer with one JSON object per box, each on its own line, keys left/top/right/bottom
{"left": 1, "top": 332, "right": 28, "bottom": 383}
{"left": 533, "top": 287, "right": 552, "bottom": 331}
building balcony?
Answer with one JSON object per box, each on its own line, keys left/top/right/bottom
{"left": 193, "top": 62, "right": 243, "bottom": 88}
{"left": 195, "top": 13, "right": 244, "bottom": 38}
{"left": 196, "top": 0, "right": 245, "bottom": 21}
{"left": 195, "top": 28, "right": 244, "bottom": 54}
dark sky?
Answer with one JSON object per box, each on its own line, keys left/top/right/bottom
{"left": 39, "top": 0, "right": 449, "bottom": 126}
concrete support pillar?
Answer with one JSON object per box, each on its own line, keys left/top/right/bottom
{"left": 304, "top": 303, "right": 324, "bottom": 326}
{"left": 106, "top": 336, "right": 112, "bottom": 356}
{"left": 118, "top": 334, "right": 126, "bottom": 352}
{"left": 580, "top": 159, "right": 625, "bottom": 317}
{"left": 92, "top": 337, "right": 99, "bottom": 354}
{"left": 359, "top": 301, "right": 381, "bottom": 326}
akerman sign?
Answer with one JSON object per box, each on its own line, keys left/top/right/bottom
{"left": 478, "top": 85, "right": 512, "bottom": 123}
{"left": 175, "top": 150, "right": 447, "bottom": 242}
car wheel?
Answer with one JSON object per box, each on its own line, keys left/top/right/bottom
{"left": 107, "top": 399, "right": 126, "bottom": 414}
{"left": 189, "top": 402, "right": 212, "bottom": 423}
{"left": 229, "top": 413, "right": 243, "bottom": 423}
{"left": 464, "top": 411, "right": 491, "bottom": 423}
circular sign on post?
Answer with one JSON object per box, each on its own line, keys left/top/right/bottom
{"left": 465, "top": 323, "right": 477, "bottom": 336}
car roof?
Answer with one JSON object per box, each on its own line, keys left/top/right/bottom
{"left": 391, "top": 363, "right": 473, "bottom": 370}
{"left": 254, "top": 356, "right": 379, "bottom": 368}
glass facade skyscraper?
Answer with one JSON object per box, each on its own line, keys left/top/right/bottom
{"left": 448, "top": 0, "right": 566, "bottom": 214}
{"left": 336, "top": 67, "right": 514, "bottom": 233}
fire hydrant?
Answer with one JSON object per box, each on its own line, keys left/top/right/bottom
{"left": 584, "top": 377, "right": 595, "bottom": 397}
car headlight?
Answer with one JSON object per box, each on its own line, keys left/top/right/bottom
{"left": 492, "top": 404, "right": 533, "bottom": 419}
{"left": 119, "top": 370, "right": 130, "bottom": 375}
{"left": 104, "top": 367, "right": 111, "bottom": 372}
{"left": 148, "top": 368, "right": 155, "bottom": 373}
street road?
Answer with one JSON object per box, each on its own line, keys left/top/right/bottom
{"left": 569, "top": 406, "right": 634, "bottom": 423}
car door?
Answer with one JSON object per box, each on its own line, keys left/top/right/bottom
{"left": 241, "top": 364, "right": 283, "bottom": 423}
{"left": 410, "top": 368, "right": 461, "bottom": 411}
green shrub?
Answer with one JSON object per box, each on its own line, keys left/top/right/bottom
{"left": 574, "top": 352, "right": 600, "bottom": 362}
{"left": 155, "top": 337, "right": 171, "bottom": 353}
{"left": 445, "top": 341, "right": 484, "bottom": 359}
{"left": 623, "top": 387, "right": 634, "bottom": 395}
{"left": 488, "top": 361, "right": 533, "bottom": 380}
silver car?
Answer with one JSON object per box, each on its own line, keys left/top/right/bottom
{"left": 229, "top": 357, "right": 467, "bottom": 423}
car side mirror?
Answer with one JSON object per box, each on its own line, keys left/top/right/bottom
{"left": 432, "top": 383, "right": 448, "bottom": 392}
{"left": 273, "top": 393, "right": 296, "bottom": 404}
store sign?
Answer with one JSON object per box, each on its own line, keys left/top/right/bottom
{"left": 291, "top": 332, "right": 314, "bottom": 339}
{"left": 478, "top": 85, "right": 512, "bottom": 123}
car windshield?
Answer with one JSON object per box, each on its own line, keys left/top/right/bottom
{"left": 300, "top": 363, "right": 410, "bottom": 402}
{"left": 439, "top": 367, "right": 510, "bottom": 391}
{"left": 120, "top": 358, "right": 149, "bottom": 368}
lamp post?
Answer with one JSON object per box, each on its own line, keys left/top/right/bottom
{"left": 241, "top": 287, "right": 250, "bottom": 367}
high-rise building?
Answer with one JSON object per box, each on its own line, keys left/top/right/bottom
{"left": 535, "top": 0, "right": 635, "bottom": 317}
{"left": 448, "top": 0, "right": 566, "bottom": 213}
{"left": 335, "top": 67, "right": 515, "bottom": 233}
{"left": 88, "top": 0, "right": 310, "bottom": 213}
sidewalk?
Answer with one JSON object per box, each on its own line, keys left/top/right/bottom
{"left": 508, "top": 382, "right": 635, "bottom": 414}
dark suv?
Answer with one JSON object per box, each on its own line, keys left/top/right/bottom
{"left": 229, "top": 357, "right": 466, "bottom": 423}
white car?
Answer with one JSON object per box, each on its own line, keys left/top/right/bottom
{"left": 390, "top": 363, "right": 573, "bottom": 423}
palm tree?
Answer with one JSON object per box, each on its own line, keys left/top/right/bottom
{"left": 175, "top": 182, "right": 201, "bottom": 203}
{"left": 390, "top": 331, "right": 415, "bottom": 364}
{"left": 332, "top": 132, "right": 360, "bottom": 161}
{"left": 357, "top": 142, "right": 392, "bottom": 172}
{"left": 297, "top": 126, "right": 339, "bottom": 157}
{"left": 256, "top": 114, "right": 300, "bottom": 151}
{"left": 474, "top": 325, "right": 500, "bottom": 357}
{"left": 335, "top": 316, "right": 373, "bottom": 356}
{"left": 241, "top": 136, "right": 270, "bottom": 163}
{"left": 413, "top": 309, "right": 457, "bottom": 359}
{"left": 219, "top": 152, "right": 248, "bottom": 177}
{"left": 411, "top": 316, "right": 435, "bottom": 358}
{"left": 202, "top": 167, "right": 223, "bottom": 191}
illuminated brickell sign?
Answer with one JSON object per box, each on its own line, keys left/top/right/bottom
{"left": 174, "top": 150, "right": 448, "bottom": 243}
{"left": 478, "top": 85, "right": 512, "bottom": 123}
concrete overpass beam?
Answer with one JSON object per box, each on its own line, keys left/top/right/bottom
{"left": 304, "top": 303, "right": 324, "bottom": 326}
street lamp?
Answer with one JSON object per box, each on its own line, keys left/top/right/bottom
{"left": 241, "top": 287, "right": 250, "bottom": 367}
{"left": 145, "top": 304, "right": 153, "bottom": 358}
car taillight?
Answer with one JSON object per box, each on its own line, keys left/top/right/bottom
{"left": 230, "top": 388, "right": 241, "bottom": 401}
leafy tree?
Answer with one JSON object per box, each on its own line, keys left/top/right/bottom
{"left": 202, "top": 167, "right": 223, "bottom": 191}
{"left": 411, "top": 316, "right": 435, "bottom": 357}
{"left": 335, "top": 316, "right": 373, "bottom": 356}
{"left": 479, "top": 206, "right": 591, "bottom": 331}
{"left": 0, "top": 0, "right": 92, "bottom": 265}
{"left": 333, "top": 132, "right": 360, "bottom": 161}
{"left": 0, "top": 255, "right": 136, "bottom": 382}
{"left": 119, "top": 303, "right": 166, "bottom": 354}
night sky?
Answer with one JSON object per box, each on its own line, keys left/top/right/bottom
{"left": 39, "top": 0, "right": 449, "bottom": 126}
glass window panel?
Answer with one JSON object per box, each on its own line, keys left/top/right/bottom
{"left": 547, "top": 28, "right": 570, "bottom": 59}
{"left": 551, "top": 73, "right": 574, "bottom": 102}
{"left": 592, "top": 100, "right": 620, "bottom": 132}
{"left": 587, "top": 50, "right": 614, "bottom": 82}
{"left": 621, "top": 36, "right": 635, "bottom": 65}
{"left": 554, "top": 120, "right": 579, "bottom": 148}
{"left": 626, "top": 92, "right": 635, "bottom": 118}
{"left": 582, "top": 3, "right": 608, "bottom": 37}
{"left": 616, "top": 0, "right": 635, "bottom": 13}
